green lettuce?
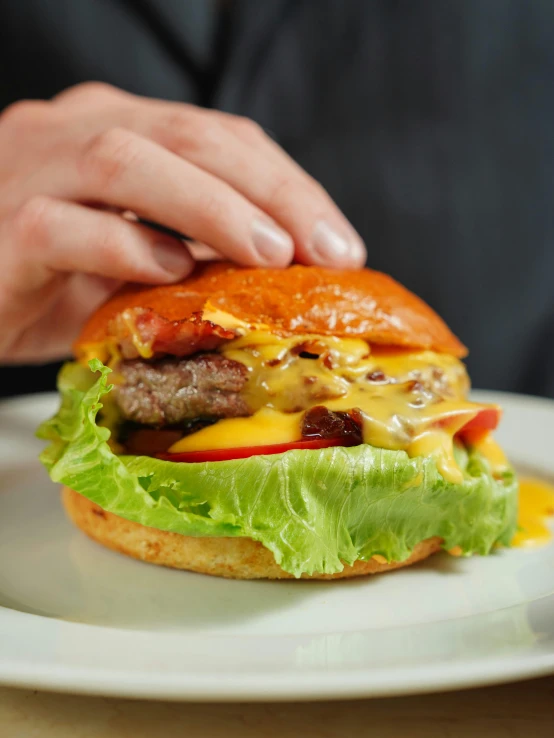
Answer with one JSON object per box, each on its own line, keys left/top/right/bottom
{"left": 37, "top": 360, "right": 518, "bottom": 577}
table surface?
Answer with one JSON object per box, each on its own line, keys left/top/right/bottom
{"left": 0, "top": 676, "right": 553, "bottom": 738}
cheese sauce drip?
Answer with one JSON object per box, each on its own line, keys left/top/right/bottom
{"left": 513, "top": 478, "right": 554, "bottom": 547}
{"left": 169, "top": 310, "right": 498, "bottom": 484}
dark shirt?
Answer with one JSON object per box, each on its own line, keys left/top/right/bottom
{"left": 1, "top": 0, "right": 554, "bottom": 396}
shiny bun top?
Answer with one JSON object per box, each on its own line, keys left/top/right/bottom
{"left": 75, "top": 262, "right": 467, "bottom": 357}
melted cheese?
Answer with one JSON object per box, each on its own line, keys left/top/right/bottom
{"left": 77, "top": 339, "right": 120, "bottom": 368}
{"left": 77, "top": 342, "right": 111, "bottom": 366}
{"left": 203, "top": 305, "right": 267, "bottom": 333}
{"left": 471, "top": 433, "right": 508, "bottom": 472}
{"left": 512, "top": 478, "right": 554, "bottom": 548}
{"left": 87, "top": 307, "right": 554, "bottom": 545}
{"left": 172, "top": 408, "right": 302, "bottom": 451}
{"left": 168, "top": 323, "right": 494, "bottom": 483}
{"left": 121, "top": 309, "right": 155, "bottom": 359}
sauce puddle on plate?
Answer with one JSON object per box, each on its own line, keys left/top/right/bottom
{"left": 513, "top": 478, "right": 554, "bottom": 547}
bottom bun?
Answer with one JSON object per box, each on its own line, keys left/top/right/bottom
{"left": 62, "top": 487, "right": 442, "bottom": 580}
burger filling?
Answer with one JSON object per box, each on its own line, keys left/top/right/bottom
{"left": 115, "top": 354, "right": 250, "bottom": 425}
{"left": 80, "top": 307, "right": 504, "bottom": 485}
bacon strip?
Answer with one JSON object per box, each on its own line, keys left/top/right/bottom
{"left": 109, "top": 308, "right": 237, "bottom": 359}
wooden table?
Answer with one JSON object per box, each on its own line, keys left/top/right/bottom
{"left": 0, "top": 676, "right": 552, "bottom": 737}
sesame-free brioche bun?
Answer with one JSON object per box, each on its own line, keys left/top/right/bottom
{"left": 62, "top": 487, "right": 442, "bottom": 580}
{"left": 75, "top": 262, "right": 467, "bottom": 358}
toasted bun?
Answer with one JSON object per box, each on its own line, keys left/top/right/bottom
{"left": 62, "top": 487, "right": 442, "bottom": 580}
{"left": 75, "top": 263, "right": 466, "bottom": 357}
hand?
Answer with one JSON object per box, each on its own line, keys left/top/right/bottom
{"left": 0, "top": 82, "right": 365, "bottom": 363}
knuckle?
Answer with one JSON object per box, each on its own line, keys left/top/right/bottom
{"left": 11, "top": 195, "right": 54, "bottom": 249}
{"left": 156, "top": 109, "right": 194, "bottom": 148}
{"left": 196, "top": 118, "right": 222, "bottom": 148}
{"left": 265, "top": 174, "right": 329, "bottom": 214}
{"left": 96, "top": 219, "right": 131, "bottom": 266}
{"left": 305, "top": 177, "right": 330, "bottom": 202}
{"left": 160, "top": 108, "right": 193, "bottom": 135}
{"left": 161, "top": 110, "right": 223, "bottom": 155}
{"left": 230, "top": 115, "right": 265, "bottom": 140}
{"left": 196, "top": 192, "right": 229, "bottom": 229}
{"left": 79, "top": 127, "right": 141, "bottom": 190}
{"left": 264, "top": 175, "right": 298, "bottom": 211}
{"left": 55, "top": 81, "right": 119, "bottom": 103}
{"left": 0, "top": 99, "right": 51, "bottom": 129}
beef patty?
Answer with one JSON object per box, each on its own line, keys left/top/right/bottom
{"left": 115, "top": 354, "right": 250, "bottom": 426}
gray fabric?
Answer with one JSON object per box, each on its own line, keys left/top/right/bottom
{"left": 1, "top": 0, "right": 553, "bottom": 396}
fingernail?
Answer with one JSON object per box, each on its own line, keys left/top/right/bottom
{"left": 311, "top": 220, "right": 349, "bottom": 262}
{"left": 311, "top": 220, "right": 366, "bottom": 267}
{"left": 154, "top": 242, "right": 191, "bottom": 278}
{"left": 252, "top": 218, "right": 294, "bottom": 265}
{"left": 352, "top": 234, "right": 367, "bottom": 267}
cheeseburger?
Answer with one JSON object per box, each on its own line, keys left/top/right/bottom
{"left": 38, "top": 263, "right": 517, "bottom": 579}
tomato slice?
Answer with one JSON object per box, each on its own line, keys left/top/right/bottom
{"left": 458, "top": 407, "right": 501, "bottom": 436}
{"left": 155, "top": 407, "right": 501, "bottom": 462}
{"left": 156, "top": 437, "right": 357, "bottom": 463}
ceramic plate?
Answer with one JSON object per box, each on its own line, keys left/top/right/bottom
{"left": 0, "top": 391, "right": 553, "bottom": 701}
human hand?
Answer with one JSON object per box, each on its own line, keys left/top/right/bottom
{"left": 0, "top": 82, "right": 365, "bottom": 362}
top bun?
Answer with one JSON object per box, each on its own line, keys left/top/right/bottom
{"left": 75, "top": 262, "right": 467, "bottom": 357}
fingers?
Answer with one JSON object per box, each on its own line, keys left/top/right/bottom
{"left": 52, "top": 86, "right": 365, "bottom": 268}
{"left": 53, "top": 81, "right": 132, "bottom": 108}
{"left": 5, "top": 195, "right": 194, "bottom": 290}
{"left": 53, "top": 86, "right": 365, "bottom": 267}
{"left": 0, "top": 196, "right": 194, "bottom": 359}
{"left": 142, "top": 107, "right": 367, "bottom": 268}
{"left": 73, "top": 127, "right": 294, "bottom": 267}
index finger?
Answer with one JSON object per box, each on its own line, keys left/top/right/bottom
{"left": 146, "top": 107, "right": 367, "bottom": 268}
{"left": 74, "top": 127, "right": 295, "bottom": 268}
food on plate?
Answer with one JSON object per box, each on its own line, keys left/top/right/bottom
{"left": 38, "top": 263, "right": 518, "bottom": 578}
{"left": 513, "top": 478, "right": 554, "bottom": 547}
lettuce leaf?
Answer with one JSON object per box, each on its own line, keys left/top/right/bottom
{"left": 37, "top": 360, "right": 518, "bottom": 577}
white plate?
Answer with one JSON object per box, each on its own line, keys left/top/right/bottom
{"left": 0, "top": 390, "right": 553, "bottom": 701}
